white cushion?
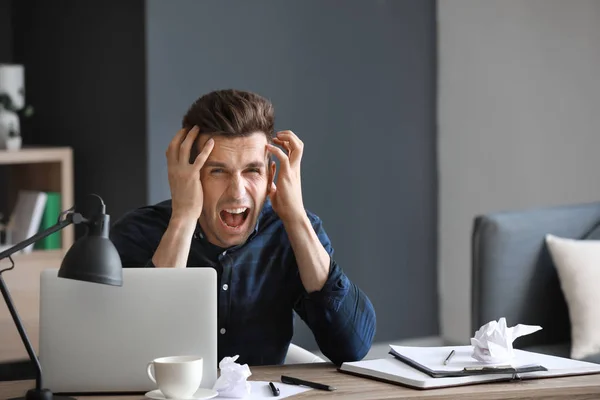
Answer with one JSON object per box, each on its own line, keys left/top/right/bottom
{"left": 545, "top": 234, "right": 600, "bottom": 360}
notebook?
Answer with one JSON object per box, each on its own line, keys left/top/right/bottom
{"left": 338, "top": 345, "right": 600, "bottom": 389}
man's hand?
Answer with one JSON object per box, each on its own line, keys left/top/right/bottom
{"left": 268, "top": 130, "right": 330, "bottom": 292}
{"left": 152, "top": 127, "right": 213, "bottom": 268}
{"left": 166, "top": 126, "right": 214, "bottom": 221}
{"left": 266, "top": 130, "right": 306, "bottom": 223}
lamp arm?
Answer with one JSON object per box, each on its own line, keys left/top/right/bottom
{"left": 0, "top": 210, "right": 85, "bottom": 392}
{"left": 0, "top": 215, "right": 75, "bottom": 262}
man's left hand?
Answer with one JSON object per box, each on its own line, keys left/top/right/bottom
{"left": 266, "top": 130, "right": 306, "bottom": 224}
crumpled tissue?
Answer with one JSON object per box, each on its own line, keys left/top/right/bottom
{"left": 212, "top": 355, "right": 252, "bottom": 398}
{"left": 470, "top": 317, "right": 542, "bottom": 363}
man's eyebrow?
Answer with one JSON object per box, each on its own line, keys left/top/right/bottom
{"left": 204, "top": 161, "right": 227, "bottom": 168}
{"left": 245, "top": 161, "right": 265, "bottom": 169}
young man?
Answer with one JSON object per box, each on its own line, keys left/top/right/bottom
{"left": 110, "top": 89, "right": 376, "bottom": 366}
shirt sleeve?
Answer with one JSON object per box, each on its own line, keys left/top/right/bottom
{"left": 291, "top": 215, "right": 377, "bottom": 366}
{"left": 109, "top": 213, "right": 158, "bottom": 267}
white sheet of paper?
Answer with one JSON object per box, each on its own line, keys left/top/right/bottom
{"left": 216, "top": 380, "right": 311, "bottom": 399}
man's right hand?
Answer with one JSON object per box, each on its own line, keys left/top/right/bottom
{"left": 166, "top": 126, "right": 214, "bottom": 222}
{"left": 152, "top": 127, "right": 214, "bottom": 268}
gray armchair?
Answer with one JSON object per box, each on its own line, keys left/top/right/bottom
{"left": 284, "top": 343, "right": 326, "bottom": 364}
{"left": 471, "top": 201, "right": 600, "bottom": 364}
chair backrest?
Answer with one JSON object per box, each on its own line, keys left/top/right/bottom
{"left": 471, "top": 201, "right": 600, "bottom": 349}
{"left": 284, "top": 343, "right": 325, "bottom": 364}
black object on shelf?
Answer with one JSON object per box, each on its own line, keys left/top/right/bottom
{"left": 0, "top": 194, "right": 122, "bottom": 400}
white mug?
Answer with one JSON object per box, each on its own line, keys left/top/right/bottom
{"left": 147, "top": 355, "right": 203, "bottom": 399}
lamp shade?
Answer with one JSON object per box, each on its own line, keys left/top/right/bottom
{"left": 58, "top": 235, "right": 123, "bottom": 286}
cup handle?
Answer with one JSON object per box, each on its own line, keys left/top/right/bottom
{"left": 147, "top": 362, "right": 156, "bottom": 384}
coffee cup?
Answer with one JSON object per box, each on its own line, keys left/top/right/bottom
{"left": 147, "top": 355, "right": 203, "bottom": 399}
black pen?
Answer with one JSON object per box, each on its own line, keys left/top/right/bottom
{"left": 269, "top": 381, "right": 280, "bottom": 396}
{"left": 443, "top": 349, "right": 455, "bottom": 365}
{"left": 281, "top": 375, "right": 336, "bottom": 391}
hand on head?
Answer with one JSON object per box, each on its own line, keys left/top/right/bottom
{"left": 164, "top": 126, "right": 308, "bottom": 243}
{"left": 166, "top": 126, "right": 214, "bottom": 221}
{"left": 266, "top": 130, "right": 306, "bottom": 223}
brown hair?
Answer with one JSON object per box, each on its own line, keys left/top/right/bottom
{"left": 182, "top": 89, "right": 275, "bottom": 162}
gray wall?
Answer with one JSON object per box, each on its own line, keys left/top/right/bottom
{"left": 438, "top": 0, "right": 600, "bottom": 344}
{"left": 147, "top": 0, "right": 438, "bottom": 350}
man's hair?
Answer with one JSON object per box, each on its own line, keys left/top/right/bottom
{"left": 182, "top": 89, "right": 275, "bottom": 162}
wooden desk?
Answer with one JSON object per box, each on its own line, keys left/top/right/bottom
{"left": 2, "top": 363, "right": 600, "bottom": 400}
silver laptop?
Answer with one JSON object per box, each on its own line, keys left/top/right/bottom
{"left": 39, "top": 267, "right": 217, "bottom": 395}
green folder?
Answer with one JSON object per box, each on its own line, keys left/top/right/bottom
{"left": 35, "top": 192, "right": 62, "bottom": 250}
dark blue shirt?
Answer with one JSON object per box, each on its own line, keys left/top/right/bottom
{"left": 109, "top": 199, "right": 376, "bottom": 366}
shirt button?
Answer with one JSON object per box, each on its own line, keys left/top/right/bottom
{"left": 220, "top": 328, "right": 226, "bottom": 334}
{"left": 221, "top": 251, "right": 227, "bottom": 257}
{"left": 222, "top": 284, "right": 228, "bottom": 291}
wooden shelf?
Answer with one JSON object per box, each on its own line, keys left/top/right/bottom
{"left": 0, "top": 147, "right": 73, "bottom": 362}
{"left": 0, "top": 147, "right": 73, "bottom": 165}
{"left": 10, "top": 248, "right": 66, "bottom": 261}
{"left": 0, "top": 146, "right": 74, "bottom": 252}
{"left": 0, "top": 147, "right": 74, "bottom": 363}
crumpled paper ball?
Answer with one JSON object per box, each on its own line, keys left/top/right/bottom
{"left": 470, "top": 317, "right": 542, "bottom": 363}
{"left": 212, "top": 355, "right": 252, "bottom": 398}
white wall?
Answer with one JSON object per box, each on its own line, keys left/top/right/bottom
{"left": 438, "top": 0, "right": 600, "bottom": 344}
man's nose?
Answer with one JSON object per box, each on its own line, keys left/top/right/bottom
{"left": 228, "top": 174, "right": 246, "bottom": 199}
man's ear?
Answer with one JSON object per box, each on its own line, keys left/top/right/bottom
{"left": 269, "top": 158, "right": 276, "bottom": 183}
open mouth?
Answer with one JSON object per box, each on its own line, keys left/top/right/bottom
{"left": 219, "top": 207, "right": 250, "bottom": 230}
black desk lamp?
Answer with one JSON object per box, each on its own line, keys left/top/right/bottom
{"left": 0, "top": 194, "right": 123, "bottom": 400}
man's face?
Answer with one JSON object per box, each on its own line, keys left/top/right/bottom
{"left": 197, "top": 132, "right": 275, "bottom": 248}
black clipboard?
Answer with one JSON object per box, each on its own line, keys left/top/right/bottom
{"left": 388, "top": 349, "right": 547, "bottom": 379}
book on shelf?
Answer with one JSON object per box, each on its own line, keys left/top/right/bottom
{"left": 4, "top": 190, "right": 47, "bottom": 254}
{"left": 34, "top": 192, "right": 62, "bottom": 250}
{"left": 1, "top": 190, "right": 63, "bottom": 254}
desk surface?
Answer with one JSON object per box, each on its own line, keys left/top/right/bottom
{"left": 2, "top": 363, "right": 600, "bottom": 400}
